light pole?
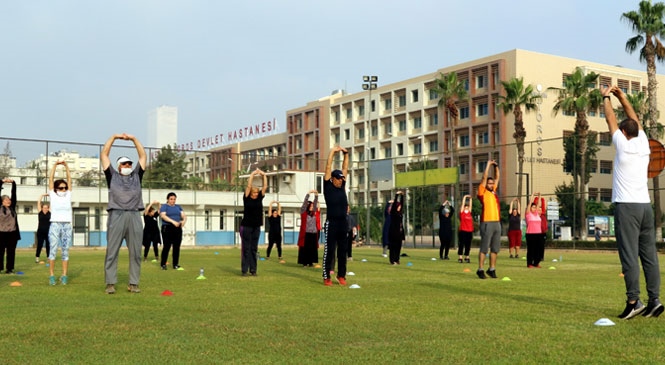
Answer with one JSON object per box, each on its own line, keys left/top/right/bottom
{"left": 362, "top": 75, "right": 378, "bottom": 244}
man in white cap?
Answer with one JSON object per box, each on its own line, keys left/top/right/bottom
{"left": 100, "top": 133, "right": 147, "bottom": 294}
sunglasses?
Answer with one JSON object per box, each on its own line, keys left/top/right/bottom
{"left": 57, "top": 186, "right": 67, "bottom": 191}
{"left": 120, "top": 162, "right": 133, "bottom": 166}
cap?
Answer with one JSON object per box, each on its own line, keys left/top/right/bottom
{"left": 331, "top": 169, "right": 345, "bottom": 179}
{"left": 117, "top": 156, "right": 133, "bottom": 165}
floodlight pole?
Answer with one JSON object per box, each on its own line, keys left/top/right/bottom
{"left": 362, "top": 75, "right": 378, "bottom": 244}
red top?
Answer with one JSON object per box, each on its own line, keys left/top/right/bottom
{"left": 459, "top": 209, "right": 474, "bottom": 232}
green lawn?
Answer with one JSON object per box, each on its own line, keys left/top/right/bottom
{"left": 2, "top": 246, "right": 664, "bottom": 364}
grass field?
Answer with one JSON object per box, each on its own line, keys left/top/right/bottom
{"left": 2, "top": 245, "right": 664, "bottom": 364}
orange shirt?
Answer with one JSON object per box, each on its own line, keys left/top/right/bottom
{"left": 478, "top": 184, "right": 500, "bottom": 222}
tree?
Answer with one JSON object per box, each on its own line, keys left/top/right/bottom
{"left": 77, "top": 169, "right": 104, "bottom": 187}
{"left": 562, "top": 133, "right": 599, "bottom": 186}
{"left": 623, "top": 0, "right": 665, "bottom": 240}
{"left": 0, "top": 142, "right": 12, "bottom": 178}
{"left": 555, "top": 181, "right": 610, "bottom": 233}
{"left": 498, "top": 76, "right": 542, "bottom": 203}
{"left": 433, "top": 72, "right": 468, "bottom": 205}
{"left": 143, "top": 145, "right": 188, "bottom": 189}
{"left": 548, "top": 67, "right": 602, "bottom": 239}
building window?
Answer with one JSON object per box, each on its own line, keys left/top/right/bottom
{"left": 358, "top": 127, "right": 365, "bottom": 139}
{"left": 476, "top": 103, "right": 488, "bottom": 116}
{"left": 588, "top": 188, "right": 598, "bottom": 202}
{"left": 334, "top": 111, "right": 340, "bottom": 122}
{"left": 370, "top": 147, "right": 376, "bottom": 160}
{"left": 459, "top": 135, "right": 470, "bottom": 147}
{"left": 333, "top": 133, "right": 340, "bottom": 144}
{"left": 476, "top": 75, "right": 486, "bottom": 88}
{"left": 205, "top": 210, "right": 211, "bottom": 230}
{"left": 296, "top": 139, "right": 302, "bottom": 150}
{"left": 429, "top": 113, "right": 438, "bottom": 126}
{"left": 600, "top": 160, "right": 612, "bottom": 174}
{"left": 371, "top": 100, "right": 376, "bottom": 112}
{"left": 460, "top": 106, "right": 470, "bottom": 119}
{"left": 344, "top": 129, "right": 350, "bottom": 140}
{"left": 459, "top": 163, "right": 467, "bottom": 175}
{"left": 384, "top": 147, "right": 392, "bottom": 158}
{"left": 600, "top": 188, "right": 612, "bottom": 202}
{"left": 359, "top": 105, "right": 365, "bottom": 117}
{"left": 477, "top": 160, "right": 487, "bottom": 173}
{"left": 346, "top": 108, "right": 352, "bottom": 119}
{"left": 371, "top": 125, "right": 378, "bottom": 137}
{"left": 429, "top": 89, "right": 438, "bottom": 100}
{"left": 463, "top": 79, "right": 469, "bottom": 91}
{"left": 429, "top": 140, "right": 438, "bottom": 152}
{"left": 358, "top": 151, "right": 365, "bottom": 161}
{"left": 219, "top": 210, "right": 225, "bottom": 230}
{"left": 412, "top": 90, "right": 419, "bottom": 103}
{"left": 414, "top": 143, "right": 422, "bottom": 154}
{"left": 297, "top": 160, "right": 303, "bottom": 170}
{"left": 384, "top": 99, "right": 392, "bottom": 111}
{"left": 398, "top": 95, "right": 406, "bottom": 107}
{"left": 413, "top": 117, "right": 422, "bottom": 129}
{"left": 397, "top": 143, "right": 404, "bottom": 156}
{"left": 477, "top": 131, "right": 489, "bottom": 145}
{"left": 385, "top": 123, "right": 392, "bottom": 135}
{"left": 599, "top": 132, "right": 611, "bottom": 146}
{"left": 399, "top": 120, "right": 407, "bottom": 131}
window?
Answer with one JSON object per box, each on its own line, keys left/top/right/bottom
{"left": 460, "top": 106, "right": 470, "bottom": 119}
{"left": 600, "top": 188, "right": 612, "bottom": 202}
{"left": 429, "top": 140, "right": 438, "bottom": 152}
{"left": 477, "top": 131, "right": 489, "bottom": 145}
{"left": 297, "top": 160, "right": 303, "bottom": 170}
{"left": 371, "top": 100, "right": 376, "bottom": 112}
{"left": 346, "top": 108, "right": 352, "bottom": 119}
{"left": 384, "top": 147, "right": 392, "bottom": 158}
{"left": 429, "top": 89, "right": 438, "bottom": 100}
{"left": 334, "top": 111, "right": 340, "bottom": 122}
{"left": 399, "top": 120, "right": 407, "bottom": 131}
{"left": 588, "top": 188, "right": 598, "bottom": 202}
{"left": 370, "top": 147, "right": 376, "bottom": 160}
{"left": 398, "top": 95, "right": 406, "bottom": 107}
{"left": 600, "top": 160, "right": 612, "bottom": 174}
{"left": 334, "top": 133, "right": 340, "bottom": 144}
{"left": 358, "top": 127, "right": 365, "bottom": 139}
{"left": 412, "top": 90, "right": 419, "bottom": 103}
{"left": 344, "top": 129, "right": 350, "bottom": 140}
{"left": 413, "top": 117, "right": 422, "bottom": 129}
{"left": 476, "top": 75, "right": 486, "bottom": 88}
{"left": 205, "top": 210, "right": 211, "bottom": 230}
{"left": 599, "top": 132, "right": 611, "bottom": 146}
{"left": 459, "top": 163, "right": 467, "bottom": 175}
{"left": 359, "top": 105, "right": 365, "bottom": 117}
{"left": 371, "top": 125, "right": 378, "bottom": 137}
{"left": 358, "top": 150, "right": 365, "bottom": 161}
{"left": 397, "top": 143, "right": 404, "bottom": 156}
{"left": 459, "top": 135, "right": 470, "bottom": 147}
{"left": 384, "top": 99, "right": 392, "bottom": 111}
{"left": 414, "top": 143, "right": 422, "bottom": 154}
{"left": 296, "top": 139, "right": 302, "bottom": 149}
{"left": 385, "top": 123, "right": 392, "bottom": 134}
{"left": 476, "top": 103, "right": 488, "bottom": 116}
{"left": 477, "top": 160, "right": 487, "bottom": 173}
{"left": 429, "top": 113, "right": 438, "bottom": 126}
{"left": 463, "top": 79, "right": 469, "bottom": 91}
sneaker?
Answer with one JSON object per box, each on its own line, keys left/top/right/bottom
{"left": 324, "top": 279, "right": 333, "bottom": 287}
{"left": 175, "top": 266, "right": 184, "bottom": 271}
{"left": 443, "top": 256, "right": 450, "bottom": 260}
{"left": 464, "top": 258, "right": 471, "bottom": 263}
{"left": 35, "top": 257, "right": 40, "bottom": 263}
{"left": 336, "top": 276, "right": 347, "bottom": 286}
{"left": 618, "top": 300, "right": 646, "bottom": 319}
{"left": 348, "top": 257, "right": 353, "bottom": 261}
{"left": 49, "top": 275, "right": 56, "bottom": 286}
{"left": 382, "top": 254, "right": 388, "bottom": 258}
{"left": 161, "top": 265, "right": 167, "bottom": 270}
{"left": 105, "top": 284, "right": 116, "bottom": 294}
{"left": 458, "top": 258, "right": 463, "bottom": 263}
{"left": 643, "top": 298, "right": 664, "bottom": 318}
{"left": 60, "top": 276, "right": 68, "bottom": 285}
{"left": 127, "top": 284, "right": 141, "bottom": 293}
{"left": 487, "top": 269, "right": 497, "bottom": 279}
{"left": 510, "top": 255, "right": 514, "bottom": 259}
{"left": 250, "top": 272, "right": 257, "bottom": 276}
{"left": 476, "top": 269, "right": 486, "bottom": 279}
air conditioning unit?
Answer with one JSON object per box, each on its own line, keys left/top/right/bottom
{"left": 282, "top": 175, "right": 291, "bottom": 183}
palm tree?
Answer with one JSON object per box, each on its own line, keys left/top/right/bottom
{"left": 623, "top": 0, "right": 665, "bottom": 239}
{"left": 548, "top": 67, "right": 603, "bottom": 239}
{"left": 432, "top": 72, "right": 468, "bottom": 205}
{"left": 498, "top": 77, "right": 542, "bottom": 203}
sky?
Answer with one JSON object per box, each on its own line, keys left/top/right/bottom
{"left": 0, "top": 0, "right": 658, "bottom": 164}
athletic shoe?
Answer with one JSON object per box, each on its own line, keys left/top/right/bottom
{"left": 324, "top": 279, "right": 333, "bottom": 287}
{"left": 161, "top": 265, "right": 167, "bottom": 270}
{"left": 35, "top": 257, "right": 40, "bottom": 263}
{"left": 464, "top": 258, "right": 470, "bottom": 263}
{"left": 382, "top": 254, "right": 388, "bottom": 258}
{"left": 60, "top": 276, "right": 68, "bottom": 285}
{"left": 443, "top": 256, "right": 450, "bottom": 260}
{"left": 49, "top": 276, "right": 56, "bottom": 286}
{"left": 458, "top": 258, "right": 463, "bottom": 263}
{"left": 105, "top": 284, "right": 116, "bottom": 294}
{"left": 510, "top": 255, "right": 514, "bottom": 259}
{"left": 643, "top": 298, "right": 664, "bottom": 318}
{"left": 336, "top": 277, "right": 347, "bottom": 286}
{"left": 618, "top": 300, "right": 645, "bottom": 319}
{"left": 487, "top": 269, "right": 497, "bottom": 279}
{"left": 476, "top": 269, "right": 486, "bottom": 279}
{"left": 127, "top": 284, "right": 141, "bottom": 294}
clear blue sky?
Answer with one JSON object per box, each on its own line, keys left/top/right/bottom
{"left": 0, "top": 0, "right": 657, "bottom": 163}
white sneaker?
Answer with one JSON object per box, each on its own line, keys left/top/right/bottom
{"left": 35, "top": 257, "right": 40, "bottom": 263}
{"left": 382, "top": 254, "right": 387, "bottom": 258}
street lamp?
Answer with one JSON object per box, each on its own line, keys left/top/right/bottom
{"left": 362, "top": 75, "right": 378, "bottom": 244}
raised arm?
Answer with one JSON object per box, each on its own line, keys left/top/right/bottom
{"left": 48, "top": 162, "right": 58, "bottom": 190}
{"left": 277, "top": 202, "right": 282, "bottom": 215}
{"left": 601, "top": 86, "right": 619, "bottom": 135}
{"left": 324, "top": 146, "right": 347, "bottom": 180}
{"left": 37, "top": 193, "right": 48, "bottom": 210}
{"left": 101, "top": 134, "right": 121, "bottom": 170}
{"left": 268, "top": 201, "right": 275, "bottom": 216}
{"left": 245, "top": 170, "right": 257, "bottom": 197}
{"left": 260, "top": 169, "right": 268, "bottom": 195}
{"left": 492, "top": 160, "right": 500, "bottom": 191}
{"left": 62, "top": 161, "right": 72, "bottom": 192}
{"left": 127, "top": 134, "right": 147, "bottom": 170}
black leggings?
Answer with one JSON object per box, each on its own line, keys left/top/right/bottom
{"left": 36, "top": 228, "right": 50, "bottom": 258}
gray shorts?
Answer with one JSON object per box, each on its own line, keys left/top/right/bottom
{"left": 479, "top": 221, "right": 501, "bottom": 254}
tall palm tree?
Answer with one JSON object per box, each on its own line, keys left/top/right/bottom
{"left": 623, "top": 0, "right": 665, "bottom": 239}
{"left": 433, "top": 72, "right": 468, "bottom": 205}
{"left": 498, "top": 77, "right": 542, "bottom": 203}
{"left": 548, "top": 67, "right": 602, "bottom": 239}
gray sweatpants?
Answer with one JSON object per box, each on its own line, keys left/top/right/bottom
{"left": 615, "top": 202, "right": 661, "bottom": 301}
{"left": 105, "top": 210, "right": 143, "bottom": 286}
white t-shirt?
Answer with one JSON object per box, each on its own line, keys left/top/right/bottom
{"left": 612, "top": 129, "right": 651, "bottom": 203}
{"left": 48, "top": 190, "right": 73, "bottom": 223}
